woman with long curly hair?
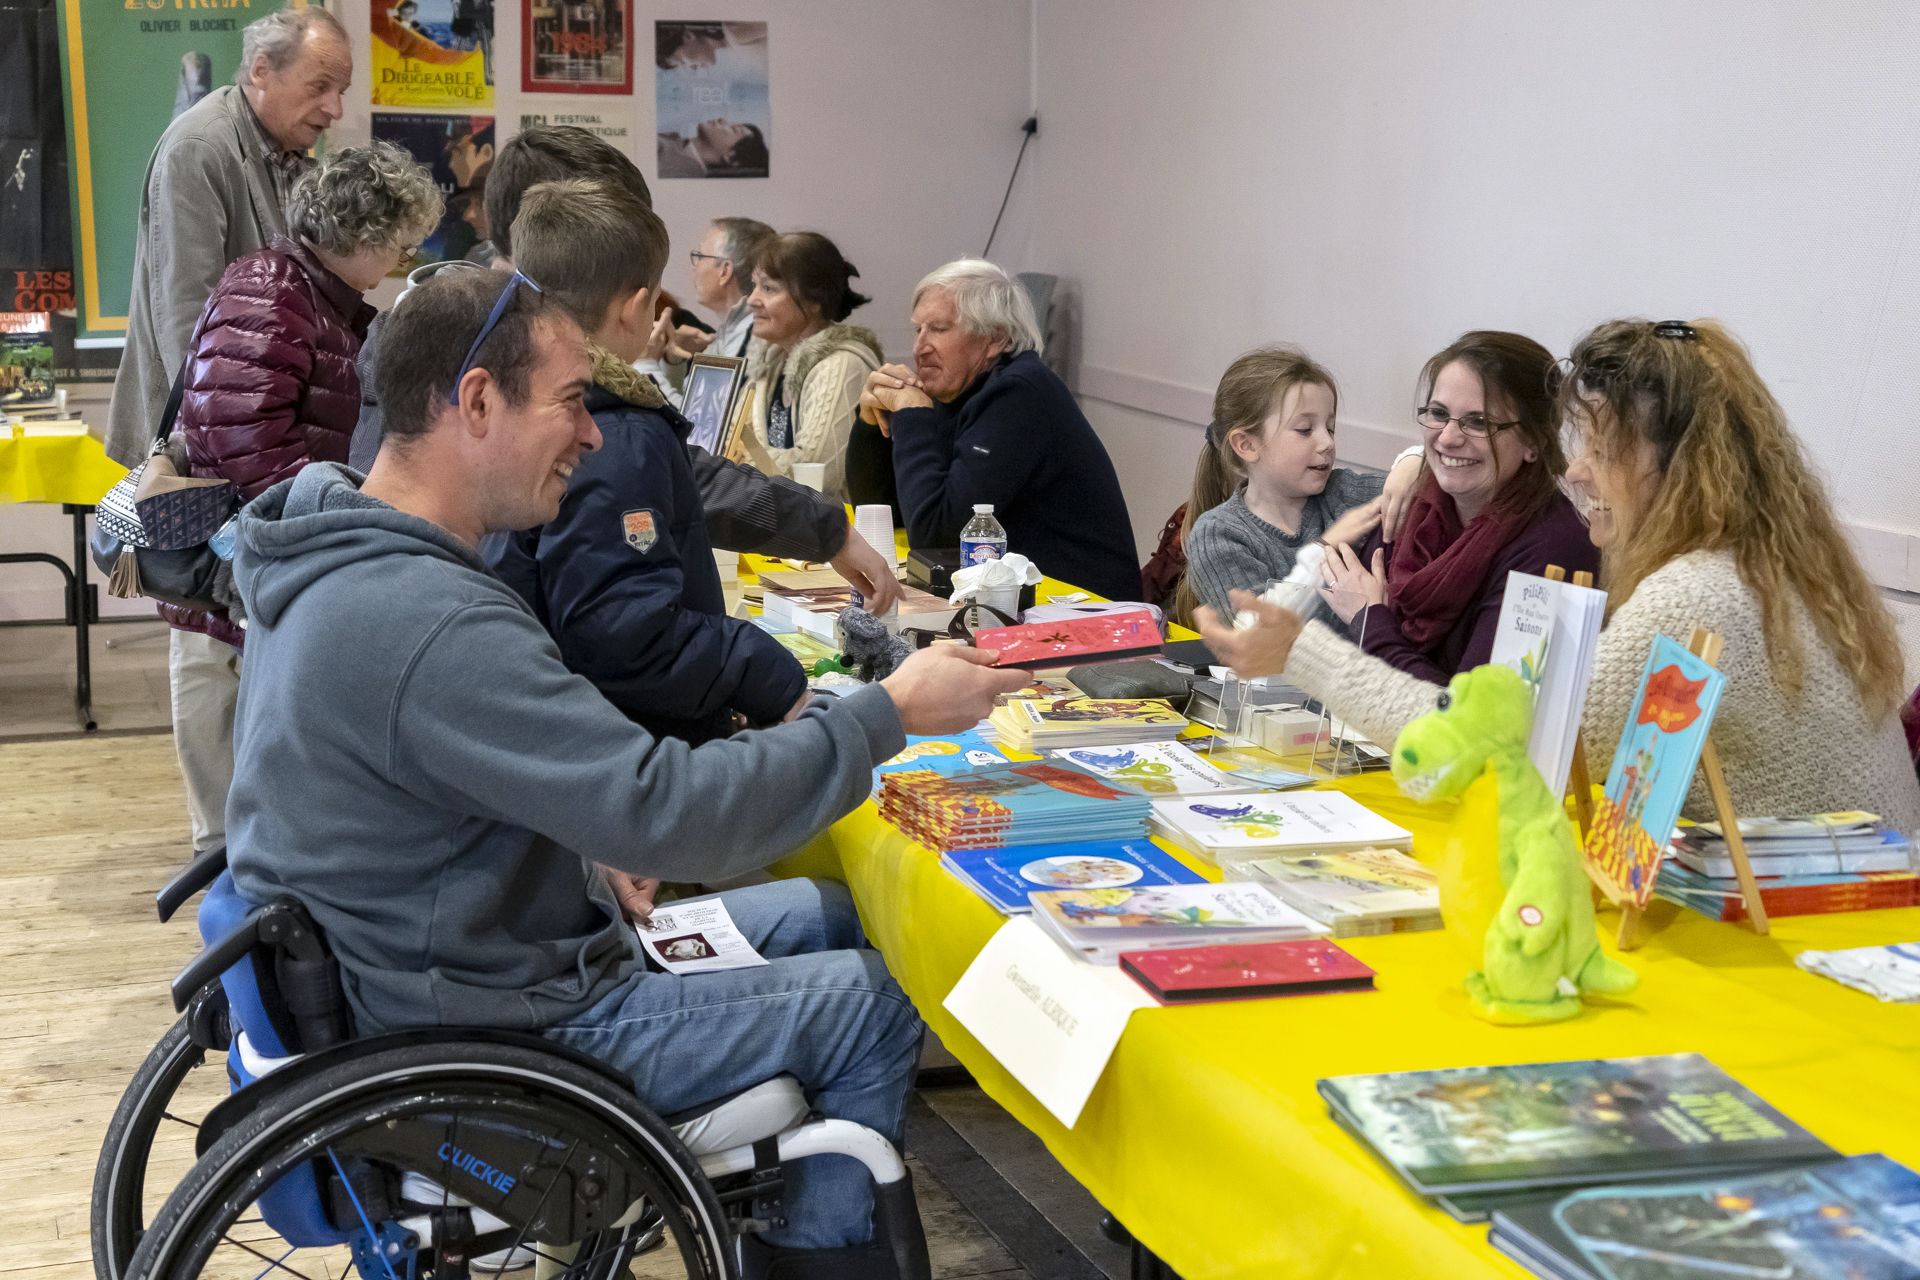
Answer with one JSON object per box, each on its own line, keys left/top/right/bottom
{"left": 1198, "top": 318, "right": 1919, "bottom": 828}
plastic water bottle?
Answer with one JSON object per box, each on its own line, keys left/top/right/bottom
{"left": 959, "top": 504, "right": 1007, "bottom": 568}
{"left": 208, "top": 516, "right": 240, "bottom": 561}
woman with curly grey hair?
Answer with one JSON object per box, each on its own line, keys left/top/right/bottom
{"left": 157, "top": 141, "right": 440, "bottom": 857}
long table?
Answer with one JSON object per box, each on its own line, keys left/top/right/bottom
{"left": 763, "top": 611, "right": 1920, "bottom": 1278}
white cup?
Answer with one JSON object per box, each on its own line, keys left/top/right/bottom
{"left": 854, "top": 504, "right": 898, "bottom": 567}
{"left": 793, "top": 463, "right": 827, "bottom": 491}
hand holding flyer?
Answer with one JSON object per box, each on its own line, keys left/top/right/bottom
{"left": 634, "top": 899, "right": 770, "bottom": 976}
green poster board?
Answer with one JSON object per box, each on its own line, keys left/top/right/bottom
{"left": 54, "top": 0, "right": 251, "bottom": 339}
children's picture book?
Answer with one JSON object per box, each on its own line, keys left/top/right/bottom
{"left": 1653, "top": 860, "right": 1920, "bottom": 922}
{"left": 1489, "top": 571, "right": 1608, "bottom": 795}
{"left": 1553, "top": 1153, "right": 1920, "bottom": 1280}
{"left": 879, "top": 759, "right": 1151, "bottom": 849}
{"left": 941, "top": 838, "right": 1205, "bottom": 913}
{"left": 1583, "top": 635, "right": 1727, "bottom": 908}
{"left": 1029, "top": 881, "right": 1326, "bottom": 964}
{"left": 1120, "top": 938, "right": 1375, "bottom": 1003}
{"left": 974, "top": 609, "right": 1163, "bottom": 670}
{"left": 1670, "top": 824, "right": 1912, "bottom": 879}
{"left": 1049, "top": 741, "right": 1261, "bottom": 796}
{"left": 1228, "top": 847, "right": 1442, "bottom": 937}
{"left": 1319, "top": 1054, "right": 1834, "bottom": 1196}
{"left": 988, "top": 696, "right": 1188, "bottom": 751}
{"left": 1148, "top": 791, "right": 1413, "bottom": 864}
{"left": 873, "top": 730, "right": 1009, "bottom": 794}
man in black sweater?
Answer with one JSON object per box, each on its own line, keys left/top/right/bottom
{"left": 859, "top": 259, "right": 1141, "bottom": 603}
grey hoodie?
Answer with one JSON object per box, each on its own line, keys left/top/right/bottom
{"left": 226, "top": 463, "right": 905, "bottom": 1034}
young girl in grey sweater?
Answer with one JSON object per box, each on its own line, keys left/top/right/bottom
{"left": 1180, "top": 346, "right": 1418, "bottom": 628}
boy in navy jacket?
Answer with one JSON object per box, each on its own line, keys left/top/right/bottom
{"left": 483, "top": 178, "right": 803, "bottom": 743}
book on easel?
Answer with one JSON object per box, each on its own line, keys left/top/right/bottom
{"left": 1583, "top": 628, "right": 1769, "bottom": 945}
{"left": 1488, "top": 569, "right": 1606, "bottom": 796}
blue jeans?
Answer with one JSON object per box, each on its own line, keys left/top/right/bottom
{"left": 542, "top": 878, "right": 924, "bottom": 1249}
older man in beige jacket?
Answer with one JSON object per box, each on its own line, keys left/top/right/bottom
{"left": 100, "top": 4, "right": 350, "bottom": 856}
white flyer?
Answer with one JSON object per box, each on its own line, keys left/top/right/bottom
{"left": 635, "top": 899, "right": 770, "bottom": 975}
{"left": 942, "top": 916, "right": 1155, "bottom": 1128}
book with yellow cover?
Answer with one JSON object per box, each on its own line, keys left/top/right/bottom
{"left": 987, "top": 697, "right": 1187, "bottom": 752}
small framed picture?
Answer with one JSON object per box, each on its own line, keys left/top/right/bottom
{"left": 682, "top": 353, "right": 746, "bottom": 454}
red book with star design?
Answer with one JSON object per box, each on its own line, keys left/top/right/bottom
{"left": 1120, "top": 938, "right": 1376, "bottom": 1003}
{"left": 974, "top": 609, "right": 1163, "bottom": 670}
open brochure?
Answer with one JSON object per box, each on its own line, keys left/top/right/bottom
{"left": 634, "top": 898, "right": 770, "bottom": 975}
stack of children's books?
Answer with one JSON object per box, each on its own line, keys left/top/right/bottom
{"left": 986, "top": 696, "right": 1189, "bottom": 752}
{"left": 1045, "top": 741, "right": 1264, "bottom": 796}
{"left": 1222, "top": 847, "right": 1442, "bottom": 937}
{"left": 877, "top": 760, "right": 1151, "bottom": 850}
{"left": 940, "top": 837, "right": 1204, "bottom": 914}
{"left": 871, "top": 730, "right": 1010, "bottom": 796}
{"left": 1320, "top": 1053, "right": 1840, "bottom": 1227}
{"left": 1655, "top": 810, "right": 1920, "bottom": 922}
{"left": 1027, "top": 881, "right": 1327, "bottom": 964}
{"left": 1148, "top": 792, "right": 1414, "bottom": 866}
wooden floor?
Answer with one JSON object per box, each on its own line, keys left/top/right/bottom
{"left": 0, "top": 733, "right": 1028, "bottom": 1280}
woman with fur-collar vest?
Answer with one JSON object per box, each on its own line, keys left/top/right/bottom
{"left": 739, "top": 231, "right": 882, "bottom": 503}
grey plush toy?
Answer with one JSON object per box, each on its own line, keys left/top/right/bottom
{"left": 835, "top": 606, "right": 912, "bottom": 682}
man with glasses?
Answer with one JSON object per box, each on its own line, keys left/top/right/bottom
{"left": 225, "top": 268, "right": 1026, "bottom": 1275}
{"left": 638, "top": 216, "right": 772, "bottom": 405}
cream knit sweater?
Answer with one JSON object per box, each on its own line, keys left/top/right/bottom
{"left": 1285, "top": 549, "right": 1920, "bottom": 832}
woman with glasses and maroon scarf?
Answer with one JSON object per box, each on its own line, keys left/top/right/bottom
{"left": 1316, "top": 330, "right": 1596, "bottom": 682}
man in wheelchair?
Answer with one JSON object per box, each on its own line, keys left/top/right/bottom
{"left": 211, "top": 269, "right": 1027, "bottom": 1277}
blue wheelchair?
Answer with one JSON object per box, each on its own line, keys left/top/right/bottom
{"left": 93, "top": 848, "right": 931, "bottom": 1280}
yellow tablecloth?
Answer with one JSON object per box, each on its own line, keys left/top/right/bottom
{"left": 775, "top": 772, "right": 1920, "bottom": 1279}
{"left": 0, "top": 431, "right": 127, "bottom": 506}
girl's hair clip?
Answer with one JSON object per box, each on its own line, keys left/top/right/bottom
{"left": 1652, "top": 320, "right": 1699, "bottom": 341}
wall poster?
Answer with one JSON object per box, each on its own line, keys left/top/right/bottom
{"left": 518, "top": 100, "right": 635, "bottom": 161}
{"left": 53, "top": 0, "right": 248, "bottom": 337}
{"left": 372, "top": 0, "right": 495, "bottom": 110}
{"left": 654, "top": 21, "right": 768, "bottom": 179}
{"left": 522, "top": 0, "right": 632, "bottom": 95}
{"left": 371, "top": 113, "right": 495, "bottom": 270}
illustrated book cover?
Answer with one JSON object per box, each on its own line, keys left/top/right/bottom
{"left": 940, "top": 838, "right": 1205, "bottom": 914}
{"left": 974, "top": 609, "right": 1163, "bottom": 670}
{"left": 1120, "top": 938, "right": 1375, "bottom": 1003}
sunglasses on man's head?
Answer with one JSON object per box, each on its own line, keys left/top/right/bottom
{"left": 448, "top": 272, "right": 543, "bottom": 407}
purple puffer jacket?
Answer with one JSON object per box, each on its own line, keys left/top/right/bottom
{"left": 161, "top": 234, "right": 375, "bottom": 646}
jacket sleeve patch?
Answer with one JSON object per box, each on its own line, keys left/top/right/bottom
{"left": 621, "top": 509, "right": 659, "bottom": 554}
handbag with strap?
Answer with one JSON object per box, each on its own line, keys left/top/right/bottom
{"left": 88, "top": 362, "right": 236, "bottom": 611}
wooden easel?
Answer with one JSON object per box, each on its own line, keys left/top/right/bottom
{"left": 1593, "top": 627, "right": 1770, "bottom": 949}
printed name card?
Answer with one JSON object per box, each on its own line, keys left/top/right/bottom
{"left": 942, "top": 916, "right": 1155, "bottom": 1127}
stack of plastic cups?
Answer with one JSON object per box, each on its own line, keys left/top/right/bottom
{"left": 852, "top": 504, "right": 899, "bottom": 617}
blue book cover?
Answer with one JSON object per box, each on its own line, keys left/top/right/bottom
{"left": 942, "top": 839, "right": 1205, "bottom": 913}
{"left": 1554, "top": 1153, "right": 1920, "bottom": 1279}
{"left": 873, "top": 730, "right": 1009, "bottom": 792}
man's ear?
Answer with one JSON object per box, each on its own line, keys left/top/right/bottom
{"left": 455, "top": 367, "right": 494, "bottom": 437}
{"left": 616, "top": 285, "right": 654, "bottom": 337}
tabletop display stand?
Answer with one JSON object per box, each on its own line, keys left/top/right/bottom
{"left": 1592, "top": 627, "right": 1769, "bottom": 948}
{"left": 0, "top": 502, "right": 99, "bottom": 731}
{"left": 1542, "top": 565, "right": 1598, "bottom": 838}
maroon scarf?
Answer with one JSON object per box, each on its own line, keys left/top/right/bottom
{"left": 1386, "top": 481, "right": 1532, "bottom": 648}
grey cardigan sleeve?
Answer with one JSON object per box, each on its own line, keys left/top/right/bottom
{"left": 687, "top": 445, "right": 850, "bottom": 561}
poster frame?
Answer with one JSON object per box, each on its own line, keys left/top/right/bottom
{"left": 520, "top": 0, "right": 633, "bottom": 96}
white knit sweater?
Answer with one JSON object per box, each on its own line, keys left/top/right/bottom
{"left": 1285, "top": 549, "right": 1920, "bottom": 832}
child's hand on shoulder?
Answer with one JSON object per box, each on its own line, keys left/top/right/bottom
{"left": 1321, "top": 497, "right": 1383, "bottom": 550}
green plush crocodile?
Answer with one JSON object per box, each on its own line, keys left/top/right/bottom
{"left": 1391, "top": 664, "right": 1639, "bottom": 1024}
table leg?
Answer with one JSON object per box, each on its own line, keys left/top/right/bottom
{"left": 64, "top": 504, "right": 97, "bottom": 732}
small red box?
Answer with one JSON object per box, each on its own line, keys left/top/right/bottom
{"left": 973, "top": 609, "right": 1163, "bottom": 670}
{"left": 1120, "top": 939, "right": 1376, "bottom": 1004}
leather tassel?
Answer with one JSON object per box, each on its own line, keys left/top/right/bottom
{"left": 109, "top": 546, "right": 142, "bottom": 599}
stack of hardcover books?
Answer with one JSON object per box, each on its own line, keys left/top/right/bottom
{"left": 1319, "top": 1053, "right": 1839, "bottom": 1227}
{"left": 1223, "top": 846, "right": 1442, "bottom": 936}
{"left": 986, "top": 696, "right": 1189, "bottom": 752}
{"left": 939, "top": 838, "right": 1204, "bottom": 914}
{"left": 1148, "top": 791, "right": 1413, "bottom": 866}
{"left": 877, "top": 760, "right": 1151, "bottom": 850}
{"left": 1027, "top": 881, "right": 1327, "bottom": 964}
{"left": 1656, "top": 809, "right": 1920, "bottom": 922}
{"left": 871, "top": 730, "right": 1009, "bottom": 796}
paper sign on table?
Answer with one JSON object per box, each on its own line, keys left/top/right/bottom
{"left": 635, "top": 898, "right": 770, "bottom": 975}
{"left": 942, "top": 916, "right": 1155, "bottom": 1127}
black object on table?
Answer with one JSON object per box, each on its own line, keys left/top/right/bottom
{"left": 0, "top": 503, "right": 100, "bottom": 730}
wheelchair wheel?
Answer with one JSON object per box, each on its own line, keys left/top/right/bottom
{"left": 92, "top": 1014, "right": 229, "bottom": 1280}
{"left": 126, "top": 1037, "right": 732, "bottom": 1280}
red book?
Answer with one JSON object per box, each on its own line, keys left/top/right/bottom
{"left": 1120, "top": 939, "right": 1376, "bottom": 1004}
{"left": 974, "top": 610, "right": 1163, "bottom": 670}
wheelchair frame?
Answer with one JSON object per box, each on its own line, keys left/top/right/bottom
{"left": 98, "top": 849, "right": 932, "bottom": 1280}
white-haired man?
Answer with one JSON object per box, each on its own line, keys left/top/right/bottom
{"left": 103, "top": 4, "right": 351, "bottom": 470}
{"left": 860, "top": 259, "right": 1141, "bottom": 602}
{"left": 101, "top": 3, "right": 350, "bottom": 858}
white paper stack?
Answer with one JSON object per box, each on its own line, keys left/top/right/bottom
{"left": 1148, "top": 792, "right": 1413, "bottom": 866}
{"left": 1488, "top": 571, "right": 1606, "bottom": 794}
